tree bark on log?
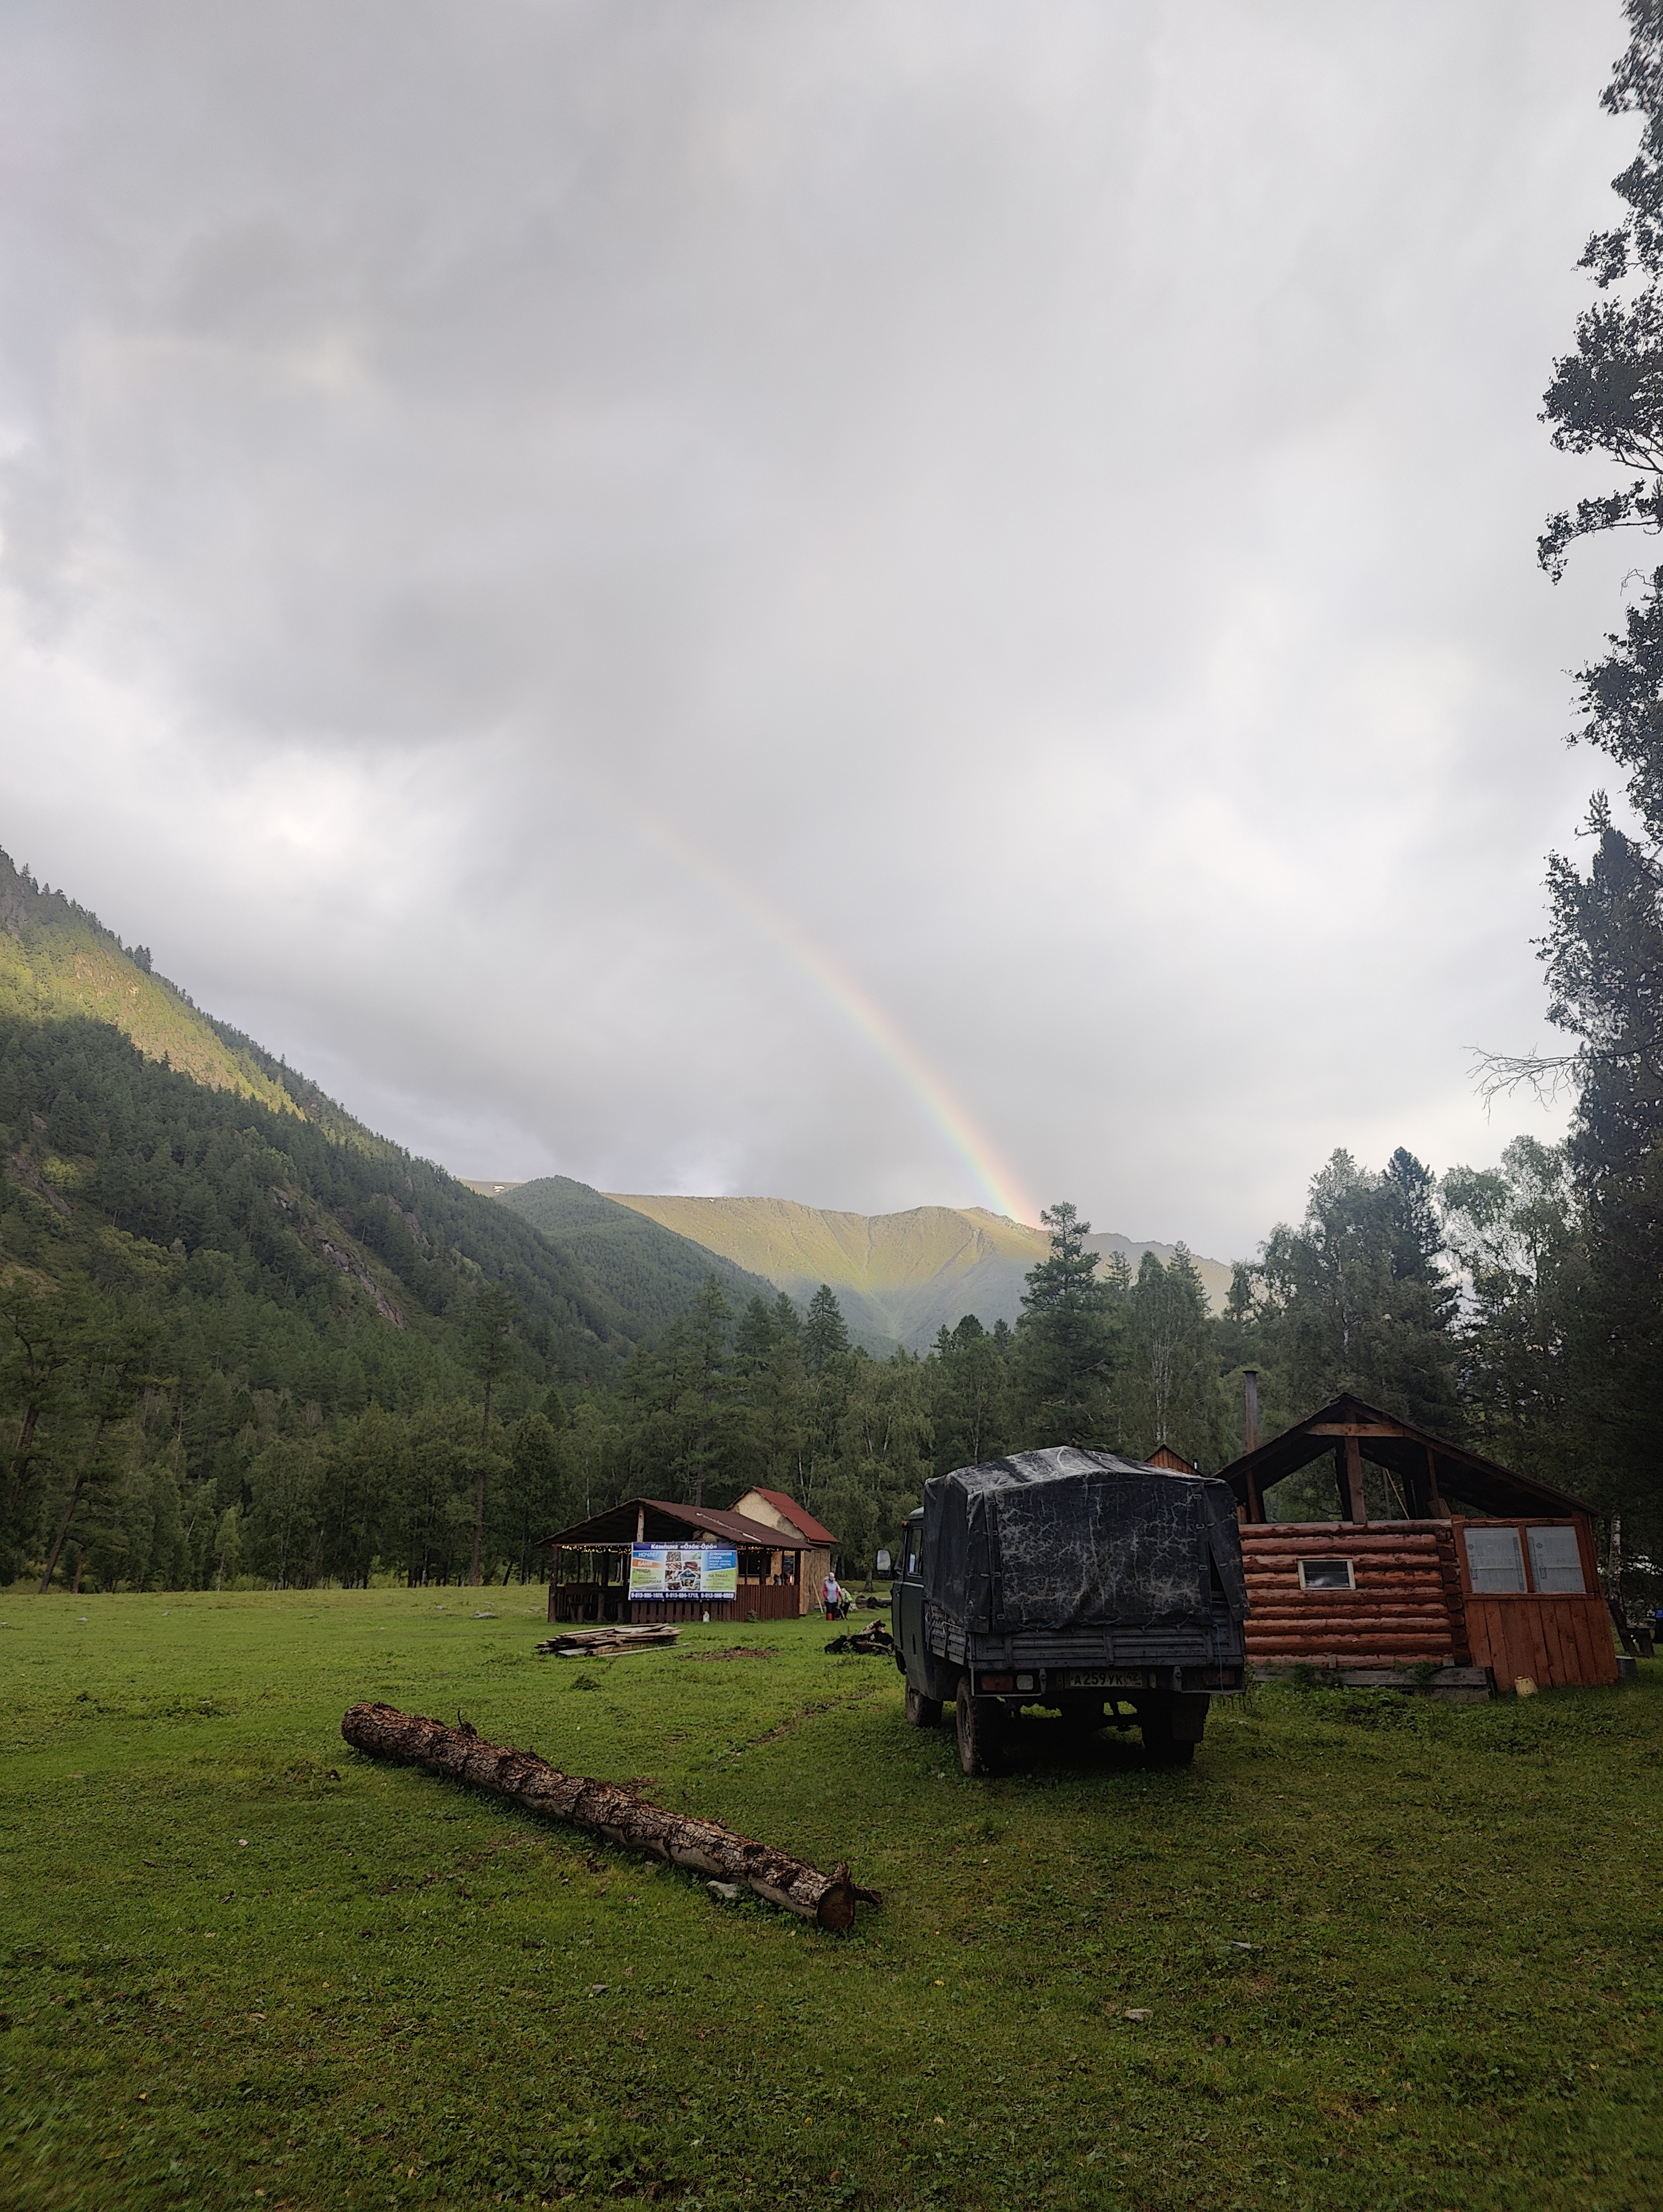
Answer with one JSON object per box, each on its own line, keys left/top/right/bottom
{"left": 341, "top": 1702, "right": 880, "bottom": 1932}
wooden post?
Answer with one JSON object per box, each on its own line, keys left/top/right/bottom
{"left": 1424, "top": 1443, "right": 1449, "bottom": 1520}
{"left": 1343, "top": 1434, "right": 1367, "bottom": 1524}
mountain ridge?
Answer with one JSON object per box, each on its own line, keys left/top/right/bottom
{"left": 0, "top": 846, "right": 756, "bottom": 1376}
{"left": 594, "top": 1192, "right": 1232, "bottom": 1350}
{"left": 490, "top": 1175, "right": 806, "bottom": 1347}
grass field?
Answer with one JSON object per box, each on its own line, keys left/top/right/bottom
{"left": 1, "top": 1590, "right": 1658, "bottom": 2212}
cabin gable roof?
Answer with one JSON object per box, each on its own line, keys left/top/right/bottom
{"left": 1217, "top": 1392, "right": 1596, "bottom": 1521}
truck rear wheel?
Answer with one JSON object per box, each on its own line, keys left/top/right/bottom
{"left": 1139, "top": 1697, "right": 1201, "bottom": 1766}
{"left": 906, "top": 1684, "right": 943, "bottom": 1728}
{"left": 955, "top": 1675, "right": 1003, "bottom": 1775}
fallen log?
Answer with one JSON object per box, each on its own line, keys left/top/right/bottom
{"left": 340, "top": 1702, "right": 880, "bottom": 1932}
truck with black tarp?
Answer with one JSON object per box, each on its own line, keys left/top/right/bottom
{"left": 892, "top": 1446, "right": 1250, "bottom": 1773}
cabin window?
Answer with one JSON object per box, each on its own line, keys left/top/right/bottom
{"left": 739, "top": 1549, "right": 771, "bottom": 1582}
{"left": 1465, "top": 1526, "right": 1526, "bottom": 1592}
{"left": 1298, "top": 1558, "right": 1355, "bottom": 1592}
{"left": 1526, "top": 1526, "right": 1585, "bottom": 1593}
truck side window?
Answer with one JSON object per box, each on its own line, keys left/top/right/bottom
{"left": 904, "top": 1531, "right": 922, "bottom": 1578}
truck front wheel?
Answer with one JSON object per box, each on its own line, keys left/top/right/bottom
{"left": 906, "top": 1684, "right": 943, "bottom": 1728}
{"left": 955, "top": 1674, "right": 1004, "bottom": 1775}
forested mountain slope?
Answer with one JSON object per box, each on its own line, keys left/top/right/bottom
{"left": 604, "top": 1193, "right": 1230, "bottom": 1348}
{"left": 0, "top": 853, "right": 299, "bottom": 1115}
{"left": 493, "top": 1176, "right": 785, "bottom": 1340}
{"left": 0, "top": 848, "right": 758, "bottom": 1589}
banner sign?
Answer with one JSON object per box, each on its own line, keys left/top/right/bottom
{"left": 629, "top": 1543, "right": 738, "bottom": 1600}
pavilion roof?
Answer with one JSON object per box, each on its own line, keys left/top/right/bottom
{"left": 536, "top": 1496, "right": 806, "bottom": 1551}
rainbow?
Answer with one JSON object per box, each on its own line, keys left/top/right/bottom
{"left": 615, "top": 805, "right": 1037, "bottom": 1225}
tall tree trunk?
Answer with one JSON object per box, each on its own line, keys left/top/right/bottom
{"left": 1606, "top": 1514, "right": 1640, "bottom": 1657}
{"left": 7, "top": 1399, "right": 43, "bottom": 1522}
{"left": 38, "top": 1418, "right": 103, "bottom": 1594}
{"left": 469, "top": 1383, "right": 493, "bottom": 1587}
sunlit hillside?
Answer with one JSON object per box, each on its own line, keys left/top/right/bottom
{"left": 0, "top": 851, "right": 301, "bottom": 1118}
{"left": 602, "top": 1193, "right": 1231, "bottom": 1349}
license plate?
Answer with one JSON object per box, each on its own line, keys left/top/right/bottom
{"left": 1061, "top": 1668, "right": 1148, "bottom": 1689}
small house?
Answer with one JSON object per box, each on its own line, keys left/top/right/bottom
{"left": 1146, "top": 1443, "right": 1201, "bottom": 1477}
{"left": 728, "top": 1487, "right": 838, "bottom": 1608}
{"left": 1217, "top": 1394, "right": 1617, "bottom": 1692}
{"left": 538, "top": 1495, "right": 828, "bottom": 1626}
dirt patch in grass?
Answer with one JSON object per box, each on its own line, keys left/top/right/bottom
{"left": 684, "top": 1645, "right": 779, "bottom": 1662}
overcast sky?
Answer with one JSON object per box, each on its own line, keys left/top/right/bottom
{"left": 0, "top": 0, "right": 1639, "bottom": 1259}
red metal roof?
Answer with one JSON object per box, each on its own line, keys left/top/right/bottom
{"left": 741, "top": 1486, "right": 837, "bottom": 1547}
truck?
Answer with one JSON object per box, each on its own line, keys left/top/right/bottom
{"left": 891, "top": 1444, "right": 1250, "bottom": 1773}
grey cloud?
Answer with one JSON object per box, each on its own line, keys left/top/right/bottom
{"left": 0, "top": 0, "right": 1631, "bottom": 1255}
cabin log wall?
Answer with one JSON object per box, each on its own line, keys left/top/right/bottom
{"left": 1239, "top": 1523, "right": 1469, "bottom": 1670}
{"left": 1240, "top": 1517, "right": 1619, "bottom": 1689}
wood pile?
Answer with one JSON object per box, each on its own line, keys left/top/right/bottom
{"left": 341, "top": 1702, "right": 880, "bottom": 1931}
{"left": 1238, "top": 1523, "right": 1470, "bottom": 1669}
{"left": 535, "top": 1624, "right": 679, "bottom": 1657}
{"left": 824, "top": 1622, "right": 895, "bottom": 1656}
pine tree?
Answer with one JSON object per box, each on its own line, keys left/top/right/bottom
{"left": 1121, "top": 1248, "right": 1226, "bottom": 1467}
{"left": 1013, "top": 1202, "right": 1117, "bottom": 1447}
{"left": 1251, "top": 1150, "right": 1460, "bottom": 1435}
{"left": 803, "top": 1285, "right": 850, "bottom": 1374}
{"left": 464, "top": 1282, "right": 520, "bottom": 1585}
{"left": 1505, "top": 0, "right": 1663, "bottom": 1552}
{"left": 674, "top": 1276, "right": 733, "bottom": 1507}
{"left": 927, "top": 1314, "right": 1011, "bottom": 1473}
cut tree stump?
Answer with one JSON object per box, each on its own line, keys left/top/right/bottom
{"left": 340, "top": 1702, "right": 880, "bottom": 1931}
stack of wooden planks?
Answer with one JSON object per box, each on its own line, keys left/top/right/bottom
{"left": 535, "top": 1624, "right": 680, "bottom": 1657}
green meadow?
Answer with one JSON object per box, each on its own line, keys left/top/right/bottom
{"left": 1, "top": 1592, "right": 1658, "bottom": 2212}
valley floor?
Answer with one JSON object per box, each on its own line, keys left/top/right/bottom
{"left": 0, "top": 1590, "right": 1657, "bottom": 2211}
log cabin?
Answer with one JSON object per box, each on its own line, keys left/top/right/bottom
{"left": 1217, "top": 1394, "right": 1618, "bottom": 1692}
{"left": 538, "top": 1494, "right": 834, "bottom": 1625}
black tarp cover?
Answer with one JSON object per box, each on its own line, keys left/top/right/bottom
{"left": 922, "top": 1447, "right": 1249, "bottom": 1634}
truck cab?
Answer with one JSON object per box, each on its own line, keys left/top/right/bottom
{"left": 891, "top": 1447, "right": 1250, "bottom": 1776}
